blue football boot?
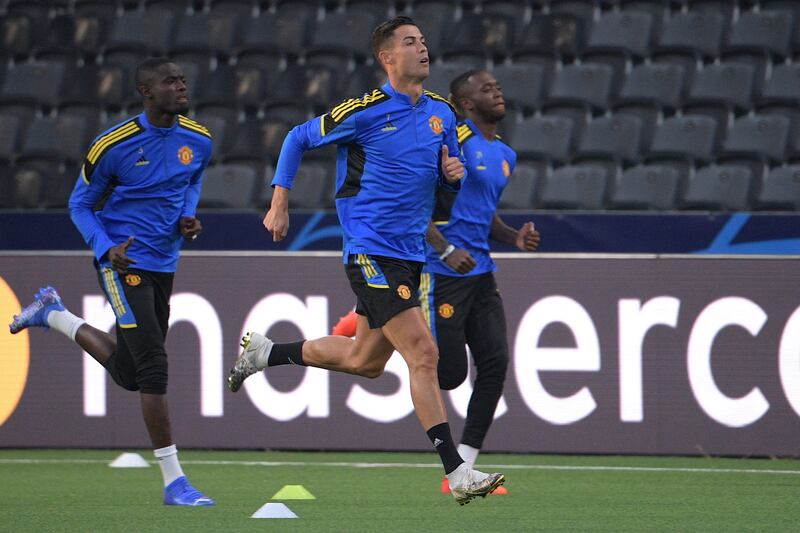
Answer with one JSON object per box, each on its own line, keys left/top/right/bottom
{"left": 163, "top": 476, "right": 215, "bottom": 506}
{"left": 9, "top": 286, "right": 65, "bottom": 334}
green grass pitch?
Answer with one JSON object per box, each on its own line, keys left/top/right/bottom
{"left": 1, "top": 450, "right": 798, "bottom": 532}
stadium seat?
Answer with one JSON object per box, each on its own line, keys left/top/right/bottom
{"left": 58, "top": 104, "right": 105, "bottom": 144}
{"left": 618, "top": 0, "right": 668, "bottom": 30}
{"left": 755, "top": 166, "right": 800, "bottom": 210}
{"left": 20, "top": 116, "right": 89, "bottom": 163}
{"left": 724, "top": 11, "right": 792, "bottom": 60}
{"left": 141, "top": 0, "right": 189, "bottom": 16}
{"left": 721, "top": 115, "right": 791, "bottom": 164}
{"left": 648, "top": 115, "right": 718, "bottom": 165}
{"left": 342, "top": 0, "right": 394, "bottom": 22}
{"left": 585, "top": 11, "right": 653, "bottom": 59}
{"left": 490, "top": 64, "right": 545, "bottom": 113}
{"left": 207, "top": 0, "right": 257, "bottom": 20}
{"left": 576, "top": 115, "right": 643, "bottom": 165}
{"left": 105, "top": 11, "right": 176, "bottom": 55}
{"left": 423, "top": 62, "right": 476, "bottom": 99}
{"left": 0, "top": 112, "right": 20, "bottom": 162}
{"left": 267, "top": 64, "right": 340, "bottom": 111}
{"left": 442, "top": 13, "right": 516, "bottom": 59}
{"left": 0, "top": 62, "right": 66, "bottom": 109}
{"left": 305, "top": 11, "right": 376, "bottom": 61}
{"left": 239, "top": 12, "right": 311, "bottom": 57}
{"left": 546, "top": 63, "right": 613, "bottom": 112}
{"left": 0, "top": 160, "right": 14, "bottom": 207}
{"left": 0, "top": 13, "right": 38, "bottom": 59}
{"left": 549, "top": 0, "right": 595, "bottom": 31}
{"left": 538, "top": 164, "right": 608, "bottom": 210}
{"left": 193, "top": 102, "right": 242, "bottom": 129}
{"left": 611, "top": 102, "right": 659, "bottom": 149}
{"left": 224, "top": 117, "right": 287, "bottom": 161}
{"left": 12, "top": 157, "right": 77, "bottom": 209}
{"left": 199, "top": 164, "right": 257, "bottom": 208}
{"left": 480, "top": 0, "right": 530, "bottom": 35}
{"left": 198, "top": 64, "right": 270, "bottom": 110}
{"left": 171, "top": 12, "right": 240, "bottom": 59}
{"left": 684, "top": 62, "right": 756, "bottom": 128}
{"left": 759, "top": 64, "right": 800, "bottom": 105}
{"left": 514, "top": 13, "right": 585, "bottom": 59}
{"left": 656, "top": 11, "right": 724, "bottom": 60}
{"left": 513, "top": 115, "right": 574, "bottom": 164}
{"left": 682, "top": 164, "right": 753, "bottom": 211}
{"left": 618, "top": 63, "right": 685, "bottom": 112}
{"left": 609, "top": 164, "right": 681, "bottom": 210}
{"left": 408, "top": 0, "right": 454, "bottom": 57}
{"left": 289, "top": 158, "right": 334, "bottom": 209}
{"left": 341, "top": 66, "right": 388, "bottom": 100}
{"left": 684, "top": 0, "right": 735, "bottom": 26}
{"left": 497, "top": 162, "right": 540, "bottom": 209}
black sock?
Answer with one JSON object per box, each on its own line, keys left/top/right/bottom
{"left": 267, "top": 340, "right": 307, "bottom": 367}
{"left": 426, "top": 422, "right": 463, "bottom": 474}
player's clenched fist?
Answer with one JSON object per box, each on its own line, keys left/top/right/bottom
{"left": 441, "top": 144, "right": 464, "bottom": 183}
{"left": 264, "top": 185, "right": 290, "bottom": 242}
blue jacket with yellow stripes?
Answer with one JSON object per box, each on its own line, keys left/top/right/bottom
{"left": 68, "top": 112, "right": 212, "bottom": 273}
{"left": 426, "top": 118, "right": 517, "bottom": 277}
{"left": 272, "top": 81, "right": 465, "bottom": 263}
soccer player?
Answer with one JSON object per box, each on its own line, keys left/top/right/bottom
{"left": 227, "top": 16, "right": 505, "bottom": 505}
{"left": 9, "top": 58, "right": 215, "bottom": 506}
{"left": 425, "top": 69, "right": 540, "bottom": 494}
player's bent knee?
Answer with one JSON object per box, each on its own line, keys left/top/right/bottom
{"left": 136, "top": 352, "right": 168, "bottom": 395}
{"left": 438, "top": 371, "right": 467, "bottom": 391}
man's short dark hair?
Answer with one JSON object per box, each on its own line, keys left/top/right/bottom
{"left": 371, "top": 15, "right": 417, "bottom": 63}
{"left": 449, "top": 69, "right": 485, "bottom": 113}
{"left": 135, "top": 57, "right": 174, "bottom": 89}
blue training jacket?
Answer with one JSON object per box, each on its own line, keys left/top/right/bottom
{"left": 272, "top": 81, "right": 465, "bottom": 263}
{"left": 68, "top": 112, "right": 212, "bottom": 272}
{"left": 425, "top": 118, "right": 517, "bottom": 276}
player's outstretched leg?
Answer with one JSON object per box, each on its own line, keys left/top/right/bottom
{"left": 163, "top": 475, "right": 215, "bottom": 506}
{"left": 9, "top": 286, "right": 65, "bottom": 333}
{"left": 446, "top": 463, "right": 506, "bottom": 506}
{"left": 227, "top": 332, "right": 273, "bottom": 392}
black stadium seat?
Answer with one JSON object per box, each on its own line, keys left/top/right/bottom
{"left": 682, "top": 164, "right": 753, "bottom": 211}
{"left": 538, "top": 164, "right": 609, "bottom": 210}
{"left": 610, "top": 164, "right": 681, "bottom": 210}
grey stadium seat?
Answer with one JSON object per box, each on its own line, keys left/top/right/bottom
{"left": 538, "top": 165, "right": 608, "bottom": 210}
{"left": 724, "top": 11, "right": 793, "bottom": 59}
{"left": 105, "top": 11, "right": 175, "bottom": 55}
{"left": 755, "top": 166, "right": 800, "bottom": 210}
{"left": 290, "top": 159, "right": 334, "bottom": 209}
{"left": 610, "top": 164, "right": 681, "bottom": 210}
{"left": 687, "top": 63, "right": 756, "bottom": 112}
{"left": 491, "top": 64, "right": 545, "bottom": 113}
{"left": 577, "top": 115, "right": 643, "bottom": 164}
{"left": 20, "top": 115, "right": 89, "bottom": 163}
{"left": 618, "top": 63, "right": 685, "bottom": 111}
{"left": 586, "top": 11, "right": 653, "bottom": 58}
{"left": 760, "top": 64, "right": 800, "bottom": 105}
{"left": 513, "top": 115, "right": 574, "bottom": 164}
{"left": 498, "top": 162, "right": 540, "bottom": 210}
{"left": 200, "top": 164, "right": 257, "bottom": 208}
{"left": 656, "top": 11, "right": 724, "bottom": 59}
{"left": 721, "top": 115, "right": 791, "bottom": 163}
{"left": 682, "top": 165, "right": 753, "bottom": 211}
{"left": 0, "top": 113, "right": 20, "bottom": 161}
{"left": 547, "top": 63, "right": 613, "bottom": 112}
{"left": 0, "top": 62, "right": 66, "bottom": 108}
{"left": 649, "top": 116, "right": 718, "bottom": 164}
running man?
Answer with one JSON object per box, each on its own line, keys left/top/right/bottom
{"left": 9, "top": 58, "right": 214, "bottom": 506}
{"left": 227, "top": 16, "right": 505, "bottom": 505}
{"left": 425, "top": 69, "right": 540, "bottom": 494}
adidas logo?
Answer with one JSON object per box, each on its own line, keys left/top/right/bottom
{"left": 433, "top": 438, "right": 443, "bottom": 447}
{"left": 135, "top": 156, "right": 149, "bottom": 166}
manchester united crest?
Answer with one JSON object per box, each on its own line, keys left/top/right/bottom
{"left": 177, "top": 145, "right": 194, "bottom": 165}
{"left": 428, "top": 115, "right": 443, "bottom": 135}
{"left": 397, "top": 285, "right": 412, "bottom": 300}
{"left": 438, "top": 303, "right": 454, "bottom": 319}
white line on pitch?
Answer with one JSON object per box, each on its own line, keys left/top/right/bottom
{"left": 0, "top": 458, "right": 798, "bottom": 476}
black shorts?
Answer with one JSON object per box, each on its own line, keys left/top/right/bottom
{"left": 95, "top": 263, "right": 173, "bottom": 394}
{"left": 344, "top": 253, "right": 423, "bottom": 328}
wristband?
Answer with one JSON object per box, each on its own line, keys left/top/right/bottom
{"left": 439, "top": 244, "right": 456, "bottom": 260}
